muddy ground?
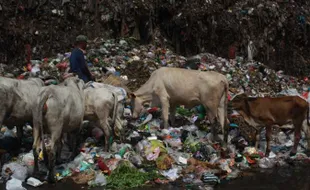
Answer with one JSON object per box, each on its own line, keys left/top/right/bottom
{"left": 1, "top": 165, "right": 309, "bottom": 190}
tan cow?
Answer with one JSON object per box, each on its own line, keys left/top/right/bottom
{"left": 230, "top": 93, "right": 310, "bottom": 156}
{"left": 130, "top": 67, "right": 229, "bottom": 145}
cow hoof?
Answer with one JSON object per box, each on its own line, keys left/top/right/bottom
{"left": 304, "top": 150, "right": 310, "bottom": 157}
{"left": 32, "top": 171, "right": 41, "bottom": 179}
{"left": 48, "top": 176, "right": 56, "bottom": 184}
{"left": 289, "top": 152, "right": 297, "bottom": 157}
{"left": 56, "top": 159, "right": 65, "bottom": 165}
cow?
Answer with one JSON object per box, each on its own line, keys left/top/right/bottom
{"left": 32, "top": 77, "right": 85, "bottom": 183}
{"left": 230, "top": 93, "right": 310, "bottom": 157}
{"left": 129, "top": 67, "right": 229, "bottom": 146}
{"left": 0, "top": 77, "right": 45, "bottom": 140}
{"left": 83, "top": 86, "right": 126, "bottom": 151}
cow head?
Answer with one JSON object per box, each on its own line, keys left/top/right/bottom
{"left": 63, "top": 76, "right": 85, "bottom": 91}
{"left": 230, "top": 93, "right": 248, "bottom": 111}
{"left": 129, "top": 93, "right": 144, "bottom": 119}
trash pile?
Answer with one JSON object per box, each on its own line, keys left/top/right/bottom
{"left": 1, "top": 38, "right": 310, "bottom": 189}
{"left": 1, "top": 0, "right": 310, "bottom": 77}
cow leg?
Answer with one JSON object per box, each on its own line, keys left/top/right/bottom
{"left": 55, "top": 134, "right": 63, "bottom": 165}
{"left": 291, "top": 119, "right": 303, "bottom": 156}
{"left": 169, "top": 104, "right": 177, "bottom": 127}
{"left": 302, "top": 120, "right": 310, "bottom": 155}
{"left": 48, "top": 130, "right": 62, "bottom": 183}
{"left": 16, "top": 125, "right": 23, "bottom": 142}
{"left": 32, "top": 127, "right": 41, "bottom": 175}
{"left": 159, "top": 96, "right": 170, "bottom": 129}
{"left": 265, "top": 126, "right": 272, "bottom": 157}
{"left": 255, "top": 129, "right": 261, "bottom": 149}
{"left": 217, "top": 93, "right": 228, "bottom": 147}
{"left": 68, "top": 130, "right": 81, "bottom": 161}
{"left": 204, "top": 103, "right": 220, "bottom": 142}
{"left": 101, "top": 119, "right": 111, "bottom": 152}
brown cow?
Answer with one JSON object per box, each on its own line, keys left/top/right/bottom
{"left": 230, "top": 93, "right": 310, "bottom": 156}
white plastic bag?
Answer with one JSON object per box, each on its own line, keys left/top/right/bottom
{"left": 258, "top": 157, "right": 275, "bottom": 169}
{"left": 22, "top": 152, "right": 34, "bottom": 174}
{"left": 94, "top": 172, "right": 107, "bottom": 186}
{"left": 2, "top": 163, "right": 28, "bottom": 182}
{"left": 6, "top": 178, "right": 26, "bottom": 190}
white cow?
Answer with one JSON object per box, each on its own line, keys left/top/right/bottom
{"left": 84, "top": 84, "right": 126, "bottom": 151}
{"left": 130, "top": 67, "right": 229, "bottom": 145}
{"left": 0, "top": 77, "right": 44, "bottom": 139}
{"left": 32, "top": 77, "right": 85, "bottom": 183}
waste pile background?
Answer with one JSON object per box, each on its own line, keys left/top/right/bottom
{"left": 1, "top": 38, "right": 310, "bottom": 189}
{"left": 0, "top": 0, "right": 310, "bottom": 76}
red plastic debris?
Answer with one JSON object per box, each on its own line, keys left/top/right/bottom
{"left": 56, "top": 62, "right": 68, "bottom": 70}
{"left": 228, "top": 45, "right": 236, "bottom": 59}
{"left": 26, "top": 63, "right": 32, "bottom": 71}
{"left": 98, "top": 158, "right": 111, "bottom": 175}
{"left": 17, "top": 75, "right": 25, "bottom": 79}
{"left": 147, "top": 107, "right": 159, "bottom": 113}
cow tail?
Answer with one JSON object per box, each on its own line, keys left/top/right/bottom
{"left": 111, "top": 92, "right": 118, "bottom": 136}
{"left": 223, "top": 81, "right": 229, "bottom": 145}
{"left": 36, "top": 90, "right": 49, "bottom": 164}
{"left": 307, "top": 104, "right": 310, "bottom": 126}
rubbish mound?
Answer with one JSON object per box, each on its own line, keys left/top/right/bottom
{"left": 1, "top": 38, "right": 310, "bottom": 189}
{"left": 1, "top": 0, "right": 310, "bottom": 77}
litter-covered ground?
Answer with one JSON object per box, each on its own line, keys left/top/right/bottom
{"left": 1, "top": 38, "right": 310, "bottom": 190}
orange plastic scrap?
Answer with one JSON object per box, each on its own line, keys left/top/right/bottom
{"left": 246, "top": 156, "right": 256, "bottom": 164}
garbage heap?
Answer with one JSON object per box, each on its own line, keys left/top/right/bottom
{"left": 1, "top": 38, "right": 310, "bottom": 189}
{"left": 1, "top": 0, "right": 310, "bottom": 77}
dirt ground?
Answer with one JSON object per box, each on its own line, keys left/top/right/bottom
{"left": 1, "top": 165, "right": 309, "bottom": 190}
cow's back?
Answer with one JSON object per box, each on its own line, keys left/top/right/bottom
{"left": 10, "top": 79, "right": 44, "bottom": 120}
{"left": 84, "top": 88, "right": 114, "bottom": 118}
{"left": 247, "top": 96, "right": 308, "bottom": 125}
{"left": 149, "top": 67, "right": 227, "bottom": 105}
{"left": 43, "top": 85, "right": 85, "bottom": 132}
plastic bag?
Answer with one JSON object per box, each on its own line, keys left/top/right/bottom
{"left": 21, "top": 152, "right": 34, "bottom": 174}
{"left": 258, "top": 157, "right": 275, "bottom": 169}
{"left": 6, "top": 178, "right": 26, "bottom": 190}
{"left": 161, "top": 168, "right": 179, "bottom": 181}
{"left": 2, "top": 163, "right": 28, "bottom": 182}
{"left": 88, "top": 172, "right": 107, "bottom": 187}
